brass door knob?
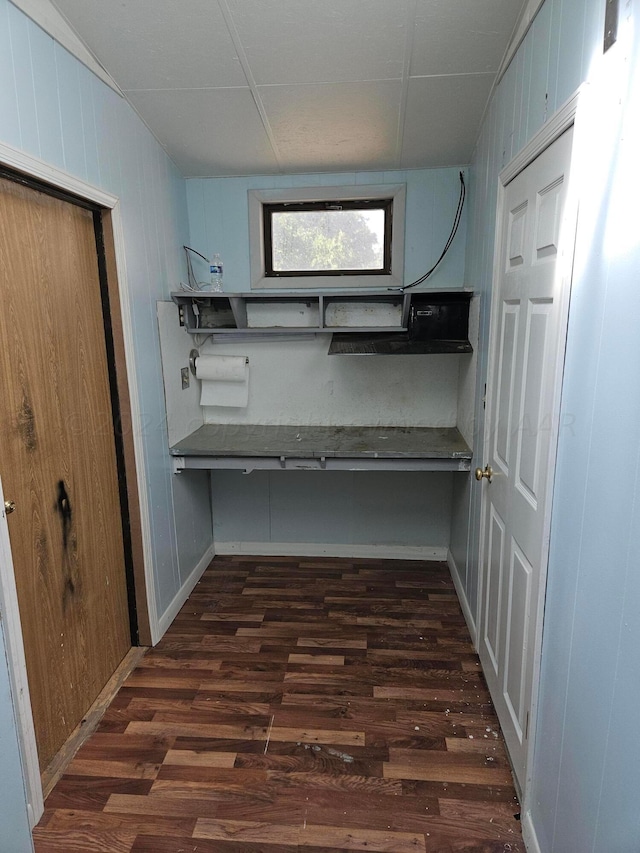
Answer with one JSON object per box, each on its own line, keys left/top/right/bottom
{"left": 4, "top": 500, "right": 16, "bottom": 514}
{"left": 474, "top": 465, "right": 493, "bottom": 482}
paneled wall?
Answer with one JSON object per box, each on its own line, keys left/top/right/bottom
{"left": 0, "top": 3, "right": 208, "bottom": 847}
{"left": 462, "top": 0, "right": 640, "bottom": 850}
{"left": 186, "top": 168, "right": 470, "bottom": 554}
{"left": 212, "top": 470, "right": 454, "bottom": 557}
{"left": 531, "top": 4, "right": 640, "bottom": 849}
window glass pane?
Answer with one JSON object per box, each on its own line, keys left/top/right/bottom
{"left": 271, "top": 208, "right": 385, "bottom": 272}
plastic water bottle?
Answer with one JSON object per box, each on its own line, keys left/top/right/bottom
{"left": 209, "top": 253, "right": 223, "bottom": 291}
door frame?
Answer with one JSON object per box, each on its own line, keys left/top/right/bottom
{"left": 0, "top": 140, "right": 159, "bottom": 827}
{"left": 476, "top": 90, "right": 581, "bottom": 802}
{"left": 0, "top": 475, "right": 41, "bottom": 828}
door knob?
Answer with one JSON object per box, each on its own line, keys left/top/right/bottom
{"left": 475, "top": 465, "right": 493, "bottom": 483}
{"left": 4, "top": 500, "right": 16, "bottom": 514}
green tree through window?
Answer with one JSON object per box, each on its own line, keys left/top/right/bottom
{"left": 271, "top": 209, "right": 384, "bottom": 272}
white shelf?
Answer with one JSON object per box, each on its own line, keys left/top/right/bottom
{"left": 171, "top": 290, "right": 411, "bottom": 335}
{"left": 170, "top": 289, "right": 473, "bottom": 354}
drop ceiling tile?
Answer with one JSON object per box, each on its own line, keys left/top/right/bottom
{"left": 52, "top": 0, "right": 246, "bottom": 89}
{"left": 401, "top": 74, "right": 494, "bottom": 167}
{"left": 46, "top": 0, "right": 526, "bottom": 176}
{"left": 411, "top": 0, "right": 526, "bottom": 76}
{"left": 126, "top": 88, "right": 279, "bottom": 176}
{"left": 259, "top": 81, "right": 402, "bottom": 172}
{"left": 226, "top": 0, "right": 409, "bottom": 85}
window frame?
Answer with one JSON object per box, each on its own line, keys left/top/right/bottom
{"left": 263, "top": 198, "right": 393, "bottom": 278}
{"left": 248, "top": 184, "right": 406, "bottom": 290}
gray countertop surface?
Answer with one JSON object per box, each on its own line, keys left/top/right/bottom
{"left": 170, "top": 424, "right": 472, "bottom": 459}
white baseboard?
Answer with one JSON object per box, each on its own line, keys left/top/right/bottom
{"left": 155, "top": 544, "right": 215, "bottom": 642}
{"left": 214, "top": 542, "right": 448, "bottom": 562}
{"left": 447, "top": 549, "right": 477, "bottom": 647}
{"left": 522, "top": 809, "right": 542, "bottom": 853}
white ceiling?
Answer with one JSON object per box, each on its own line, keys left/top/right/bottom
{"left": 49, "top": 0, "right": 528, "bottom": 178}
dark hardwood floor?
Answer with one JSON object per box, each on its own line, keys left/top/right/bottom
{"left": 34, "top": 555, "right": 524, "bottom": 852}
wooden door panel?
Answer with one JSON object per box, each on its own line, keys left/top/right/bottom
{"left": 0, "top": 176, "right": 131, "bottom": 770}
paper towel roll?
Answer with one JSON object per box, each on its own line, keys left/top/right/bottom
{"left": 195, "top": 354, "right": 247, "bottom": 383}
{"left": 196, "top": 354, "right": 249, "bottom": 407}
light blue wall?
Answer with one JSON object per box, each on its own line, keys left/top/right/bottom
{"left": 0, "top": 622, "right": 31, "bottom": 853}
{"left": 463, "top": 0, "right": 640, "bottom": 849}
{"left": 531, "top": 2, "right": 640, "bottom": 848}
{"left": 186, "top": 167, "right": 467, "bottom": 291}
{"left": 0, "top": 2, "right": 209, "bottom": 846}
{"left": 212, "top": 471, "right": 454, "bottom": 553}
{"left": 186, "top": 168, "right": 468, "bottom": 552}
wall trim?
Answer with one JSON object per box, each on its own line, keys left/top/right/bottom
{"left": 214, "top": 542, "right": 448, "bottom": 561}
{"left": 522, "top": 809, "right": 543, "bottom": 853}
{"left": 501, "top": 89, "right": 581, "bottom": 186}
{"left": 447, "top": 550, "right": 477, "bottom": 647}
{"left": 156, "top": 545, "right": 216, "bottom": 640}
{"left": 9, "top": 0, "right": 123, "bottom": 96}
{"left": 0, "top": 140, "right": 118, "bottom": 208}
{"left": 475, "top": 0, "right": 546, "bottom": 138}
{"left": 248, "top": 183, "right": 406, "bottom": 291}
{"left": 495, "top": 0, "right": 547, "bottom": 86}
{"left": 0, "top": 477, "right": 43, "bottom": 828}
{"left": 108, "top": 205, "right": 159, "bottom": 645}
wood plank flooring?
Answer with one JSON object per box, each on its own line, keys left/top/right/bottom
{"left": 33, "top": 556, "right": 524, "bottom": 853}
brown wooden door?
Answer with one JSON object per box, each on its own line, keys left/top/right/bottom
{"left": 0, "top": 175, "right": 132, "bottom": 771}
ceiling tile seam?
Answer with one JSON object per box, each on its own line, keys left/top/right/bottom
{"left": 123, "top": 86, "right": 253, "bottom": 93}
{"left": 121, "top": 73, "right": 496, "bottom": 95}
{"left": 122, "top": 79, "right": 409, "bottom": 94}
{"left": 408, "top": 72, "right": 497, "bottom": 80}
{"left": 255, "top": 78, "right": 405, "bottom": 88}
{"left": 217, "top": 0, "right": 284, "bottom": 172}
{"left": 395, "top": 0, "right": 418, "bottom": 169}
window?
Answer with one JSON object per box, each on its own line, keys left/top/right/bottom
{"left": 249, "top": 184, "right": 405, "bottom": 290}
{"left": 263, "top": 199, "right": 392, "bottom": 277}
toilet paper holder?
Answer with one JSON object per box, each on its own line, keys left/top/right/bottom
{"left": 189, "top": 349, "right": 249, "bottom": 376}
